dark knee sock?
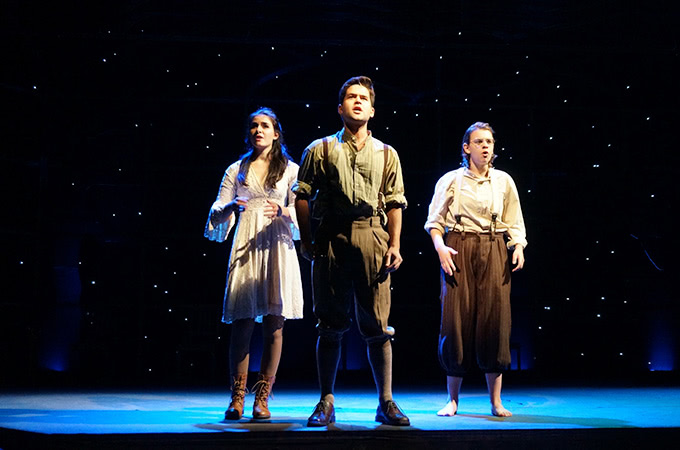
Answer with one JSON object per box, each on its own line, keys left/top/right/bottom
{"left": 317, "top": 335, "right": 341, "bottom": 399}
{"left": 367, "top": 339, "right": 393, "bottom": 403}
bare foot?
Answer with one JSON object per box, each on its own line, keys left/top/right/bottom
{"left": 491, "top": 403, "right": 512, "bottom": 417}
{"left": 437, "top": 401, "right": 458, "bottom": 416}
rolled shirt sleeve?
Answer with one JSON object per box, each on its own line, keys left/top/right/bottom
{"left": 383, "top": 145, "right": 407, "bottom": 209}
{"left": 424, "top": 170, "right": 457, "bottom": 235}
{"left": 499, "top": 174, "right": 527, "bottom": 249}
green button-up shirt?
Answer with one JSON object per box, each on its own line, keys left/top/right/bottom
{"left": 293, "top": 128, "right": 407, "bottom": 220}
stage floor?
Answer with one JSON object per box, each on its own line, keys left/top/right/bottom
{"left": 2, "top": 385, "right": 679, "bottom": 448}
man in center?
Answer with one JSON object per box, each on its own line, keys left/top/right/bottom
{"left": 294, "top": 76, "right": 409, "bottom": 427}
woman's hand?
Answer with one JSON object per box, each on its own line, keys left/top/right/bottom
{"left": 263, "top": 199, "right": 287, "bottom": 218}
{"left": 511, "top": 245, "right": 525, "bottom": 272}
{"left": 227, "top": 197, "right": 248, "bottom": 213}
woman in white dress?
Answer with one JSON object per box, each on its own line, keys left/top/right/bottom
{"left": 205, "top": 107, "right": 303, "bottom": 420}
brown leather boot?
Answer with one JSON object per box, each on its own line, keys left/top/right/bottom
{"left": 224, "top": 373, "right": 248, "bottom": 420}
{"left": 252, "top": 373, "right": 276, "bottom": 419}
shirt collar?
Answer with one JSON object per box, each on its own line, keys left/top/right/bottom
{"left": 340, "top": 128, "right": 372, "bottom": 147}
{"left": 464, "top": 167, "right": 493, "bottom": 181}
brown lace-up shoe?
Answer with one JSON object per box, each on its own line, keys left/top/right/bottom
{"left": 375, "top": 400, "right": 410, "bottom": 426}
{"left": 307, "top": 399, "right": 335, "bottom": 427}
{"left": 252, "top": 373, "right": 275, "bottom": 419}
{"left": 224, "top": 373, "right": 248, "bottom": 420}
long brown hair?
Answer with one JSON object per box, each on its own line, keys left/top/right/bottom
{"left": 237, "top": 107, "right": 292, "bottom": 190}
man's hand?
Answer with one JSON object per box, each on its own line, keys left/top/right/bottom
{"left": 383, "top": 246, "right": 403, "bottom": 273}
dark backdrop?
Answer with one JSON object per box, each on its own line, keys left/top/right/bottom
{"left": 2, "top": 0, "right": 678, "bottom": 388}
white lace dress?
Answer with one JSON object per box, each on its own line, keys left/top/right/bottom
{"left": 204, "top": 160, "right": 303, "bottom": 323}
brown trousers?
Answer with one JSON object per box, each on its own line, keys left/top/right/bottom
{"left": 312, "top": 217, "right": 392, "bottom": 344}
{"left": 439, "top": 231, "right": 512, "bottom": 376}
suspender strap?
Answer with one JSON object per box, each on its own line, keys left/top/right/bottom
{"left": 380, "top": 144, "right": 389, "bottom": 195}
{"left": 453, "top": 169, "right": 464, "bottom": 232}
{"left": 322, "top": 137, "right": 330, "bottom": 176}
